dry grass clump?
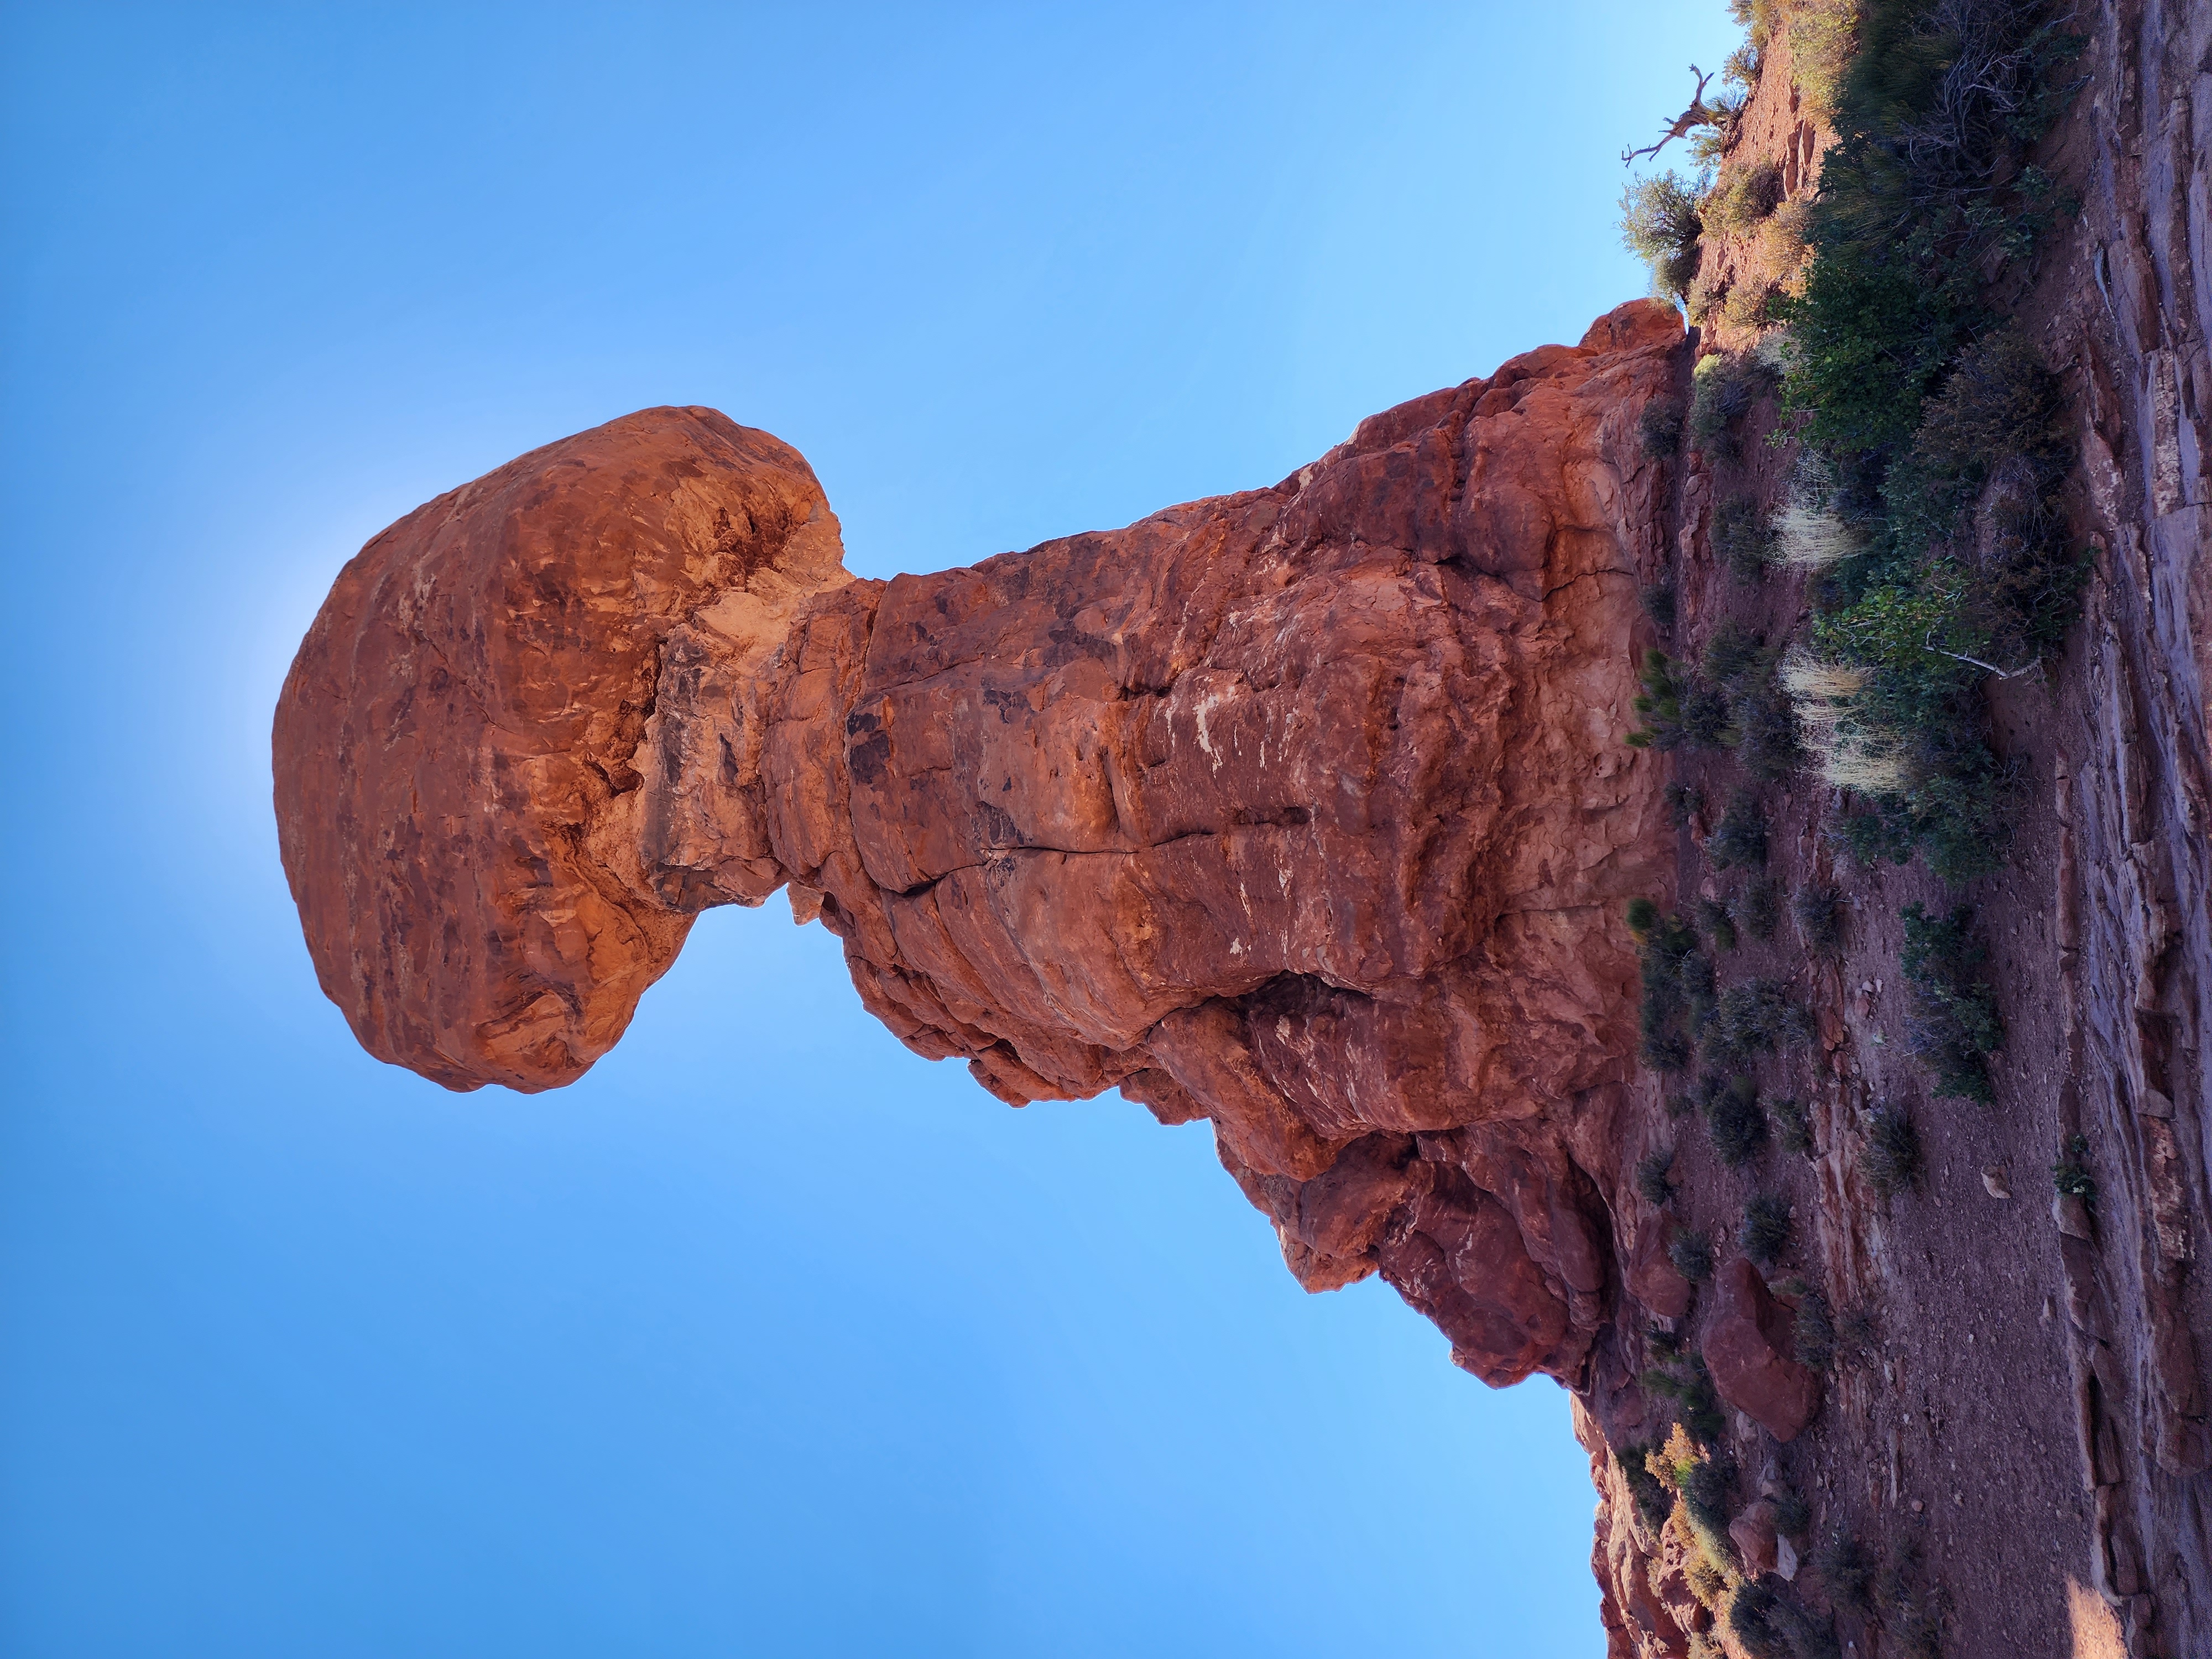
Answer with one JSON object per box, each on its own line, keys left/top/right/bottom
{"left": 1780, "top": 649, "right": 1905, "bottom": 792}
{"left": 1781, "top": 0, "right": 1856, "bottom": 119}
{"left": 1745, "top": 199, "right": 1814, "bottom": 296}
{"left": 1773, "top": 503, "right": 1859, "bottom": 568}
{"left": 1708, "top": 161, "right": 1785, "bottom": 237}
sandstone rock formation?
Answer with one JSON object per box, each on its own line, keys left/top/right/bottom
{"left": 277, "top": 299, "right": 1689, "bottom": 1391}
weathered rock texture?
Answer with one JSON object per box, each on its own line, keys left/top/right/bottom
{"left": 274, "top": 410, "right": 851, "bottom": 1091}
{"left": 278, "top": 299, "right": 1688, "bottom": 1390}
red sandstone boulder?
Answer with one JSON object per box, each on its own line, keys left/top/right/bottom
{"left": 1728, "top": 1496, "right": 1781, "bottom": 1575}
{"left": 1701, "top": 1259, "right": 1822, "bottom": 1442}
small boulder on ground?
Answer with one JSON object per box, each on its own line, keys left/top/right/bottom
{"left": 1700, "top": 1258, "right": 1821, "bottom": 1441}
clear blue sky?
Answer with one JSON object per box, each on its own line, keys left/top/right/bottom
{"left": 1, "top": 4, "right": 1739, "bottom": 1654}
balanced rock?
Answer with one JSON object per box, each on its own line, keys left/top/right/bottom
{"left": 275, "top": 300, "right": 1684, "bottom": 1390}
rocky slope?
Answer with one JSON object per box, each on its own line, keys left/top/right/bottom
{"left": 273, "top": 2, "right": 2209, "bottom": 1650}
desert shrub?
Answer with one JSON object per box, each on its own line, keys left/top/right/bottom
{"left": 1704, "top": 622, "right": 1766, "bottom": 686}
{"left": 1740, "top": 1193, "right": 1793, "bottom": 1266}
{"left": 1721, "top": 278, "right": 1780, "bottom": 335}
{"left": 1818, "top": 1533, "right": 1876, "bottom": 1615}
{"left": 1835, "top": 801, "right": 1918, "bottom": 868}
{"left": 1619, "top": 1442, "right": 1675, "bottom": 1531}
{"left": 2052, "top": 1133, "right": 2095, "bottom": 1200}
{"left": 1742, "top": 878, "right": 1783, "bottom": 941}
{"left": 1667, "top": 781, "right": 1703, "bottom": 829}
{"left": 1877, "top": 1543, "right": 1945, "bottom": 1659}
{"left": 1699, "top": 897, "right": 1739, "bottom": 952}
{"left": 1711, "top": 979, "right": 1811, "bottom": 1059}
{"left": 1705, "top": 1073, "right": 1768, "bottom": 1167}
{"left": 1628, "top": 650, "right": 1733, "bottom": 752}
{"left": 1690, "top": 351, "right": 1772, "bottom": 458}
{"left": 1772, "top": 1486, "right": 1813, "bottom": 1538}
{"left": 1713, "top": 494, "right": 1775, "bottom": 581}
{"left": 1787, "top": 0, "right": 1861, "bottom": 117}
{"left": 1710, "top": 789, "right": 1769, "bottom": 870}
{"left": 1734, "top": 680, "right": 1804, "bottom": 783}
{"left": 1775, "top": 503, "right": 1860, "bottom": 570}
{"left": 1864, "top": 1102, "right": 1923, "bottom": 1198}
{"left": 1885, "top": 328, "right": 2084, "bottom": 665}
{"left": 1757, "top": 195, "right": 1814, "bottom": 274}
{"left": 1729, "top": 1575, "right": 1811, "bottom": 1659}
{"left": 1641, "top": 396, "right": 1688, "bottom": 458}
{"left": 1688, "top": 1559, "right": 1731, "bottom": 1611}
{"left": 1671, "top": 1228, "right": 1716, "bottom": 1282}
{"left": 1622, "top": 171, "right": 1707, "bottom": 298}
{"left": 1900, "top": 902, "right": 2001, "bottom": 1103}
{"left": 1792, "top": 882, "right": 1843, "bottom": 952}
{"left": 1773, "top": 1094, "right": 1815, "bottom": 1158}
{"left": 1790, "top": 1286, "right": 1835, "bottom": 1370}
{"left": 1637, "top": 1147, "right": 1678, "bottom": 1207}
{"left": 1649, "top": 1358, "right": 1729, "bottom": 1446}
{"left": 1641, "top": 577, "right": 1679, "bottom": 633}
{"left": 1681, "top": 1451, "right": 1737, "bottom": 1536}
{"left": 1709, "top": 161, "right": 1786, "bottom": 237}
{"left": 1636, "top": 907, "right": 1707, "bottom": 1072}
{"left": 1836, "top": 1302, "right": 1878, "bottom": 1359}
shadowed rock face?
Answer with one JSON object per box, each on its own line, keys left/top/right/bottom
{"left": 275, "top": 299, "right": 1684, "bottom": 1387}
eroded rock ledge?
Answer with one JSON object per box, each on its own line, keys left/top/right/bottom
{"left": 276, "top": 299, "right": 1687, "bottom": 1391}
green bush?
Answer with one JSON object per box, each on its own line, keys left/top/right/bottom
{"left": 1704, "top": 1073, "right": 1768, "bottom": 1167}
{"left": 1621, "top": 171, "right": 1706, "bottom": 298}
{"left": 1703, "top": 622, "right": 1765, "bottom": 685}
{"left": 1689, "top": 352, "right": 1772, "bottom": 458}
{"left": 1818, "top": 1533, "right": 1876, "bottom": 1615}
{"left": 1628, "top": 650, "right": 1730, "bottom": 752}
{"left": 1666, "top": 781, "right": 1703, "bottom": 830}
{"left": 1692, "top": 625, "right": 1800, "bottom": 784}
{"left": 1713, "top": 494, "right": 1775, "bottom": 581}
{"left": 1671, "top": 1228, "right": 1715, "bottom": 1282}
{"left": 1641, "top": 577, "right": 1678, "bottom": 633}
{"left": 1637, "top": 1147, "right": 1678, "bottom": 1207}
{"left": 1641, "top": 396, "right": 1688, "bottom": 458}
{"left": 1710, "top": 979, "right": 1811, "bottom": 1059}
{"left": 1772, "top": 1485, "right": 1813, "bottom": 1538}
{"left": 1789, "top": 1286, "right": 1834, "bottom": 1371}
{"left": 1618, "top": 1442, "right": 1674, "bottom": 1531}
{"left": 1636, "top": 909, "right": 1707, "bottom": 1073}
{"left": 1793, "top": 882, "right": 1843, "bottom": 952}
{"left": 1647, "top": 1355, "right": 1728, "bottom": 1445}
{"left": 1900, "top": 902, "right": 2002, "bottom": 1103}
{"left": 1681, "top": 1450, "right": 1736, "bottom": 1535}
{"left": 1865, "top": 1102, "right": 1923, "bottom": 1198}
{"left": 1733, "top": 679, "right": 1803, "bottom": 784}
{"left": 1710, "top": 789, "right": 1768, "bottom": 870}
{"left": 1729, "top": 1574, "right": 1830, "bottom": 1659}
{"left": 2052, "top": 1133, "right": 2095, "bottom": 1201}
{"left": 1739, "top": 1193, "right": 1793, "bottom": 1266}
